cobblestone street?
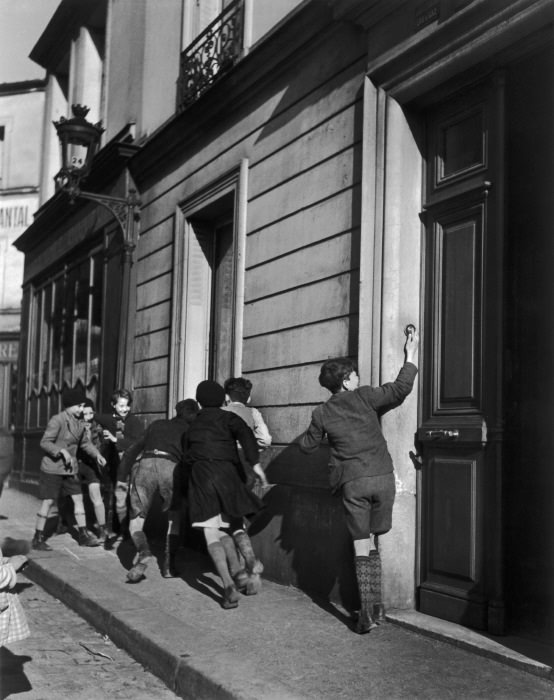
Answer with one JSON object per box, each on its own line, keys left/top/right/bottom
{"left": 0, "top": 575, "right": 177, "bottom": 700}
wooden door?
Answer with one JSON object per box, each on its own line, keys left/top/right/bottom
{"left": 417, "top": 78, "right": 506, "bottom": 633}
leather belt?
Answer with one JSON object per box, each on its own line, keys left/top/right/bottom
{"left": 142, "top": 450, "right": 179, "bottom": 463}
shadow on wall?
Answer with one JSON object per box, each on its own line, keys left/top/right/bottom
{"left": 248, "top": 438, "right": 358, "bottom": 615}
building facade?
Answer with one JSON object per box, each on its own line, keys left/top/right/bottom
{"left": 0, "top": 79, "right": 45, "bottom": 488}
{"left": 12, "top": 0, "right": 554, "bottom": 653}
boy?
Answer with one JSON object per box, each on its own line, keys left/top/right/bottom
{"left": 96, "top": 389, "right": 143, "bottom": 540}
{"left": 31, "top": 387, "right": 107, "bottom": 550}
{"left": 125, "top": 399, "right": 199, "bottom": 583}
{"left": 299, "top": 330, "right": 419, "bottom": 633}
{"left": 184, "top": 380, "right": 269, "bottom": 609}
{"left": 222, "top": 376, "right": 272, "bottom": 594}
{"left": 78, "top": 398, "right": 109, "bottom": 543}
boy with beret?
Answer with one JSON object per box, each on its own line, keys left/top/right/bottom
{"left": 31, "top": 387, "right": 107, "bottom": 550}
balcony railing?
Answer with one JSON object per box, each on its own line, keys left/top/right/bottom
{"left": 177, "top": 0, "right": 244, "bottom": 111}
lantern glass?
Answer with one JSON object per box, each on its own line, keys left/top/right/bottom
{"left": 53, "top": 105, "right": 105, "bottom": 184}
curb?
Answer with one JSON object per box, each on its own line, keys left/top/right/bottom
{"left": 24, "top": 558, "right": 242, "bottom": 700}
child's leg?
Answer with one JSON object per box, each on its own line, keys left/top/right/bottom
{"left": 71, "top": 494, "right": 100, "bottom": 546}
{"left": 205, "top": 527, "right": 240, "bottom": 609}
{"left": 127, "top": 515, "right": 155, "bottom": 583}
{"left": 88, "top": 482, "right": 106, "bottom": 533}
{"left": 231, "top": 524, "right": 263, "bottom": 594}
{"left": 219, "top": 528, "right": 248, "bottom": 590}
{"left": 114, "top": 479, "right": 130, "bottom": 534}
{"left": 32, "top": 498, "right": 54, "bottom": 550}
{"left": 162, "top": 510, "right": 181, "bottom": 578}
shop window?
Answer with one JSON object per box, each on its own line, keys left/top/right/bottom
{"left": 27, "top": 251, "right": 104, "bottom": 427}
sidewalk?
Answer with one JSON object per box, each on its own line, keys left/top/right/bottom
{"left": 1, "top": 486, "right": 553, "bottom": 700}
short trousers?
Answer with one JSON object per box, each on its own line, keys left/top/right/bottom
{"left": 341, "top": 472, "right": 396, "bottom": 540}
{"left": 129, "top": 457, "right": 183, "bottom": 519}
{"left": 39, "top": 471, "right": 82, "bottom": 500}
{"left": 79, "top": 461, "right": 105, "bottom": 486}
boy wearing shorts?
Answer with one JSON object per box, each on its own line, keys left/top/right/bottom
{"left": 299, "top": 331, "right": 419, "bottom": 633}
{"left": 32, "top": 387, "right": 107, "bottom": 550}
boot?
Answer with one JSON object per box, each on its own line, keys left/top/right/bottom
{"left": 161, "top": 534, "right": 180, "bottom": 578}
{"left": 233, "top": 530, "right": 263, "bottom": 595}
{"left": 369, "top": 550, "right": 386, "bottom": 624}
{"left": 220, "top": 534, "right": 247, "bottom": 591}
{"left": 127, "top": 531, "right": 153, "bottom": 583}
{"left": 207, "top": 541, "right": 239, "bottom": 609}
{"left": 78, "top": 527, "right": 101, "bottom": 547}
{"left": 354, "top": 556, "right": 377, "bottom": 634}
{"left": 32, "top": 530, "right": 52, "bottom": 551}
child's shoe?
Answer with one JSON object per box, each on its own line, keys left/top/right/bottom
{"left": 77, "top": 527, "right": 101, "bottom": 547}
{"left": 222, "top": 585, "right": 240, "bottom": 609}
{"left": 31, "top": 530, "right": 52, "bottom": 551}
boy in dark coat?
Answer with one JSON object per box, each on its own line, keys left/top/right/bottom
{"left": 184, "top": 380, "right": 269, "bottom": 609}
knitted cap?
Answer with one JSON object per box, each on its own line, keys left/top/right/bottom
{"left": 62, "top": 387, "right": 86, "bottom": 408}
{"left": 195, "top": 380, "right": 225, "bottom": 408}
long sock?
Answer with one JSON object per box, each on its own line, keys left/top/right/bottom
{"left": 233, "top": 530, "right": 262, "bottom": 574}
{"left": 220, "top": 534, "right": 242, "bottom": 577}
{"left": 93, "top": 503, "right": 106, "bottom": 527}
{"left": 369, "top": 550, "right": 385, "bottom": 621}
{"left": 131, "top": 530, "right": 151, "bottom": 557}
{"left": 207, "top": 541, "right": 234, "bottom": 588}
{"left": 355, "top": 556, "right": 377, "bottom": 633}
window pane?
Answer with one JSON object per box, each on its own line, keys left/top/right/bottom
{"left": 51, "top": 278, "right": 63, "bottom": 387}
{"left": 42, "top": 285, "right": 52, "bottom": 387}
{"left": 74, "top": 260, "right": 90, "bottom": 383}
{"left": 90, "top": 253, "right": 103, "bottom": 379}
{"left": 31, "top": 291, "right": 42, "bottom": 391}
{"left": 63, "top": 267, "right": 77, "bottom": 386}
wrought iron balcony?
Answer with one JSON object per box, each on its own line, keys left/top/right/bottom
{"left": 177, "top": 0, "right": 244, "bottom": 111}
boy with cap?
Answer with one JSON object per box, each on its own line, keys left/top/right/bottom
{"left": 31, "top": 387, "right": 107, "bottom": 550}
{"left": 184, "top": 380, "right": 269, "bottom": 609}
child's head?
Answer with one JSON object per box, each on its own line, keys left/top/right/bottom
{"left": 175, "top": 398, "right": 200, "bottom": 420}
{"left": 61, "top": 387, "right": 86, "bottom": 417}
{"left": 196, "top": 380, "right": 225, "bottom": 408}
{"left": 82, "top": 398, "right": 96, "bottom": 423}
{"left": 111, "top": 389, "right": 132, "bottom": 418}
{"left": 318, "top": 358, "right": 358, "bottom": 394}
{"left": 224, "top": 377, "right": 252, "bottom": 405}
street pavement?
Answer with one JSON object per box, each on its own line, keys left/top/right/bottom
{"left": 1, "top": 486, "right": 553, "bottom": 700}
{"left": 0, "top": 576, "right": 179, "bottom": 699}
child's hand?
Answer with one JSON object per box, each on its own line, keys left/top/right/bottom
{"left": 96, "top": 454, "right": 107, "bottom": 467}
{"left": 9, "top": 554, "right": 28, "bottom": 572}
{"left": 103, "top": 429, "right": 117, "bottom": 443}
{"left": 59, "top": 448, "right": 74, "bottom": 470}
{"left": 404, "top": 329, "right": 419, "bottom": 364}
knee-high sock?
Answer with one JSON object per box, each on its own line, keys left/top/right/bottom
{"left": 220, "top": 534, "right": 242, "bottom": 577}
{"left": 233, "top": 530, "right": 260, "bottom": 573}
{"left": 131, "top": 530, "right": 151, "bottom": 557}
{"left": 207, "top": 541, "right": 234, "bottom": 588}
{"left": 355, "top": 555, "right": 373, "bottom": 615}
{"left": 369, "top": 550, "right": 382, "bottom": 603}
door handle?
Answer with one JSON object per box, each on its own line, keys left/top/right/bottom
{"left": 425, "top": 429, "right": 460, "bottom": 440}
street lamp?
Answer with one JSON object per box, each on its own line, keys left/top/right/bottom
{"left": 53, "top": 103, "right": 141, "bottom": 389}
{"left": 53, "top": 104, "right": 141, "bottom": 238}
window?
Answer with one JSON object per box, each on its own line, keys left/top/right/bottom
{"left": 28, "top": 250, "right": 104, "bottom": 427}
{"left": 171, "top": 163, "right": 248, "bottom": 406}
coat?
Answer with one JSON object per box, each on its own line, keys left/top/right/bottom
{"left": 40, "top": 410, "right": 101, "bottom": 476}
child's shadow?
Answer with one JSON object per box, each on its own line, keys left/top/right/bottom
{"left": 0, "top": 648, "right": 32, "bottom": 699}
{"left": 176, "top": 548, "right": 223, "bottom": 606}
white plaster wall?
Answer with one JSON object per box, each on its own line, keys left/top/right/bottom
{"left": 379, "top": 96, "right": 422, "bottom": 609}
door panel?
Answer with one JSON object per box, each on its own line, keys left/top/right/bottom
{"left": 418, "top": 79, "right": 504, "bottom": 632}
